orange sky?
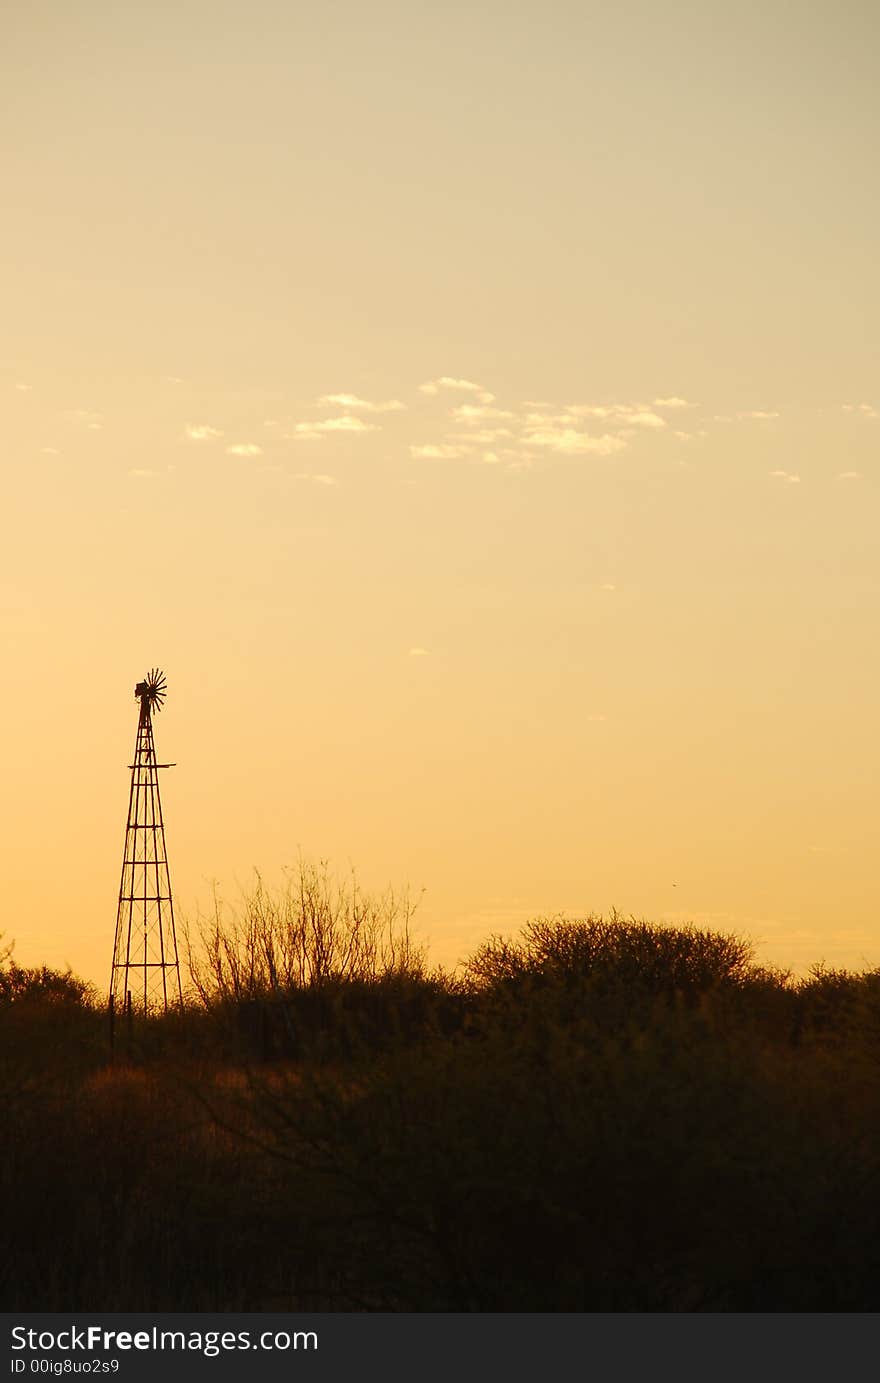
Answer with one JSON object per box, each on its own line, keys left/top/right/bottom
{"left": 3, "top": 2, "right": 879, "bottom": 987}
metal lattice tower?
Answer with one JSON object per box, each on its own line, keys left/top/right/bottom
{"left": 110, "top": 669, "right": 182, "bottom": 1015}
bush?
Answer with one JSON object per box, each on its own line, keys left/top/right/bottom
{"left": 185, "top": 858, "right": 425, "bottom": 1005}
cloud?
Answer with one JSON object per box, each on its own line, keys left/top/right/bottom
{"left": 292, "top": 416, "right": 378, "bottom": 439}
{"left": 226, "top": 443, "right": 263, "bottom": 457}
{"left": 738, "top": 410, "right": 780, "bottom": 420}
{"left": 128, "top": 468, "right": 157, "bottom": 478}
{"left": 451, "top": 403, "right": 515, "bottom": 423}
{"left": 563, "top": 403, "right": 666, "bottom": 429}
{"left": 419, "top": 377, "right": 494, "bottom": 403}
{"left": 40, "top": 447, "right": 60, "bottom": 455}
{"left": 563, "top": 405, "right": 618, "bottom": 420}
{"left": 318, "top": 393, "right": 405, "bottom": 413}
{"left": 294, "top": 472, "right": 338, "bottom": 486}
{"left": 185, "top": 424, "right": 223, "bottom": 441}
{"left": 769, "top": 469, "right": 800, "bottom": 483}
{"left": 447, "top": 428, "right": 514, "bottom": 443}
{"left": 624, "top": 410, "right": 667, "bottom": 430}
{"left": 410, "top": 443, "right": 472, "bottom": 459}
{"left": 837, "top": 470, "right": 862, "bottom": 480}
{"left": 481, "top": 451, "right": 501, "bottom": 465}
{"left": 653, "top": 397, "right": 693, "bottom": 409}
{"left": 525, "top": 411, "right": 577, "bottom": 426}
{"left": 14, "top": 382, "right": 32, "bottom": 392}
{"left": 600, "top": 582, "right": 617, "bottom": 591}
{"left": 523, "top": 427, "right": 627, "bottom": 456}
{"left": 66, "top": 409, "right": 103, "bottom": 429}
{"left": 408, "top": 647, "right": 430, "bottom": 657}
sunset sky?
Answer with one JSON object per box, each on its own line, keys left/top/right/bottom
{"left": 3, "top": 1, "right": 879, "bottom": 988}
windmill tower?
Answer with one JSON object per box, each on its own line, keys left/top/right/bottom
{"left": 110, "top": 669, "right": 182, "bottom": 1017}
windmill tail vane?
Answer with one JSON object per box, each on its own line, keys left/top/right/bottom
{"left": 110, "top": 668, "right": 182, "bottom": 1017}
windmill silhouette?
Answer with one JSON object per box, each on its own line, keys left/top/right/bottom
{"left": 110, "top": 669, "right": 182, "bottom": 1019}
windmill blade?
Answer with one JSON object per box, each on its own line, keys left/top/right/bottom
{"left": 136, "top": 668, "right": 169, "bottom": 711}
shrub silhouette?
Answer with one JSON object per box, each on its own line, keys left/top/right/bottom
{"left": 5, "top": 909, "right": 880, "bottom": 1310}
{"left": 182, "top": 859, "right": 446, "bottom": 1061}
{"left": 185, "top": 859, "right": 425, "bottom": 1004}
{"left": 467, "top": 913, "right": 755, "bottom": 999}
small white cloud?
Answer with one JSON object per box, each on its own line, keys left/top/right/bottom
{"left": 564, "top": 403, "right": 665, "bottom": 428}
{"left": 40, "top": 446, "right": 60, "bottom": 455}
{"left": 625, "top": 410, "right": 667, "bottom": 430}
{"left": 739, "top": 410, "right": 780, "bottom": 420}
{"left": 185, "top": 424, "right": 223, "bottom": 441}
{"left": 227, "top": 443, "right": 263, "bottom": 457}
{"left": 600, "top": 582, "right": 616, "bottom": 591}
{"left": 408, "top": 647, "right": 430, "bottom": 657}
{"left": 526, "top": 411, "right": 577, "bottom": 426}
{"left": 318, "top": 393, "right": 405, "bottom": 413}
{"left": 128, "top": 468, "right": 157, "bottom": 478}
{"left": 769, "top": 469, "right": 801, "bottom": 484}
{"left": 66, "top": 409, "right": 103, "bottom": 429}
{"left": 419, "top": 376, "right": 488, "bottom": 397}
{"left": 587, "top": 713, "right": 607, "bottom": 722}
{"left": 451, "top": 403, "right": 515, "bottom": 423}
{"left": 292, "top": 415, "right": 378, "bottom": 438}
{"left": 294, "top": 472, "right": 338, "bottom": 486}
{"left": 837, "top": 470, "right": 862, "bottom": 480}
{"left": 858, "top": 403, "right": 878, "bottom": 419}
{"left": 524, "top": 427, "right": 627, "bottom": 457}
{"left": 564, "top": 405, "right": 617, "bottom": 420}
{"left": 653, "top": 397, "right": 693, "bottom": 409}
{"left": 447, "top": 428, "right": 514, "bottom": 443}
{"left": 558, "top": 403, "right": 669, "bottom": 428}
{"left": 410, "top": 443, "right": 472, "bottom": 459}
{"left": 14, "top": 382, "right": 32, "bottom": 392}
{"left": 481, "top": 451, "right": 501, "bottom": 465}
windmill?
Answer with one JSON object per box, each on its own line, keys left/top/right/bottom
{"left": 110, "top": 669, "right": 182, "bottom": 1019}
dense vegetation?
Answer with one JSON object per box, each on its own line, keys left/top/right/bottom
{"left": 3, "top": 872, "right": 880, "bottom": 1311}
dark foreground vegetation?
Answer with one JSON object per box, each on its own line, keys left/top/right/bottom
{"left": 3, "top": 866, "right": 880, "bottom": 1311}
